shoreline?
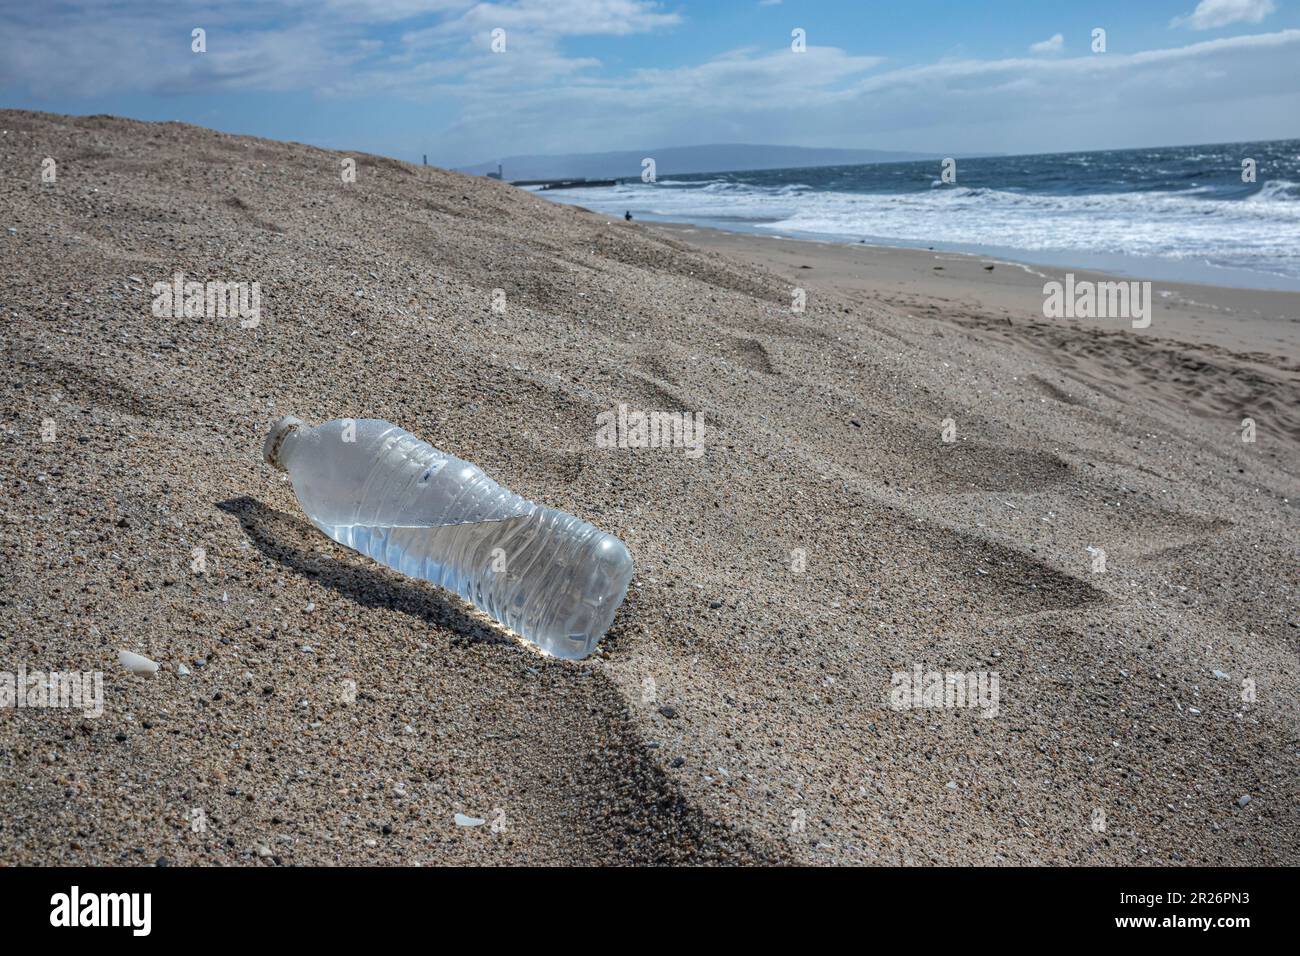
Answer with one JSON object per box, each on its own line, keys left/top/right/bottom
{"left": 530, "top": 186, "right": 1300, "bottom": 294}
{"left": 646, "top": 221, "right": 1300, "bottom": 360}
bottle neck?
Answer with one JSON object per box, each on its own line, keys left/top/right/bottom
{"left": 263, "top": 415, "right": 307, "bottom": 472}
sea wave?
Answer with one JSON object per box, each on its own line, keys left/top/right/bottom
{"left": 542, "top": 176, "right": 1300, "bottom": 279}
{"left": 1252, "top": 179, "right": 1300, "bottom": 201}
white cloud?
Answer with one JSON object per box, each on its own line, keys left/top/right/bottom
{"left": 0, "top": 1, "right": 1297, "bottom": 165}
{"left": 1030, "top": 33, "right": 1064, "bottom": 54}
{"left": 427, "top": 29, "right": 1300, "bottom": 164}
{"left": 1172, "top": 0, "right": 1277, "bottom": 30}
{"left": 431, "top": 0, "right": 681, "bottom": 38}
{"left": 0, "top": 0, "right": 682, "bottom": 99}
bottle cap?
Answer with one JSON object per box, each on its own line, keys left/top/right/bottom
{"left": 263, "top": 415, "right": 306, "bottom": 471}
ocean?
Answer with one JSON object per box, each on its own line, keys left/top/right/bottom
{"left": 528, "top": 140, "right": 1300, "bottom": 291}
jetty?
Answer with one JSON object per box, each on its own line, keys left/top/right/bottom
{"left": 510, "top": 178, "right": 620, "bottom": 190}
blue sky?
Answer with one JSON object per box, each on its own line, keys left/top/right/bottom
{"left": 1, "top": 0, "right": 1298, "bottom": 167}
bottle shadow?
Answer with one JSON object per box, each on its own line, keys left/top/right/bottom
{"left": 217, "top": 496, "right": 513, "bottom": 649}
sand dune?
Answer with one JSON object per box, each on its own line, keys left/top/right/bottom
{"left": 1, "top": 111, "right": 1297, "bottom": 865}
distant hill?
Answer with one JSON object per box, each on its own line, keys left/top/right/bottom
{"left": 456, "top": 144, "right": 941, "bottom": 180}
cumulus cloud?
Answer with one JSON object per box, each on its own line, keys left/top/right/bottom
{"left": 1172, "top": 0, "right": 1277, "bottom": 30}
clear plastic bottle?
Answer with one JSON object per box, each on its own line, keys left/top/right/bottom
{"left": 263, "top": 416, "right": 633, "bottom": 659}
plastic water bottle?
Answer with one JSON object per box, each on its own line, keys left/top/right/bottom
{"left": 262, "top": 416, "right": 633, "bottom": 659}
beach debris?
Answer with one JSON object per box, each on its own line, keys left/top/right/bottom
{"left": 1237, "top": 795, "right": 1252, "bottom": 809}
{"left": 177, "top": 663, "right": 191, "bottom": 676}
{"left": 118, "top": 649, "right": 159, "bottom": 676}
{"left": 263, "top": 415, "right": 631, "bottom": 660}
{"left": 454, "top": 813, "right": 485, "bottom": 827}
{"left": 254, "top": 842, "right": 273, "bottom": 858}
{"left": 1212, "top": 669, "right": 1230, "bottom": 680}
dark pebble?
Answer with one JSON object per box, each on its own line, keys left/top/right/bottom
{"left": 658, "top": 705, "right": 677, "bottom": 719}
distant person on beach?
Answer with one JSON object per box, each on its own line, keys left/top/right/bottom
{"left": 624, "top": 211, "right": 632, "bottom": 221}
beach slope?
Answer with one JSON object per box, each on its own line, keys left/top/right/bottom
{"left": 1, "top": 111, "right": 1297, "bottom": 865}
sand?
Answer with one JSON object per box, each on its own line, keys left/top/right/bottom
{"left": 1, "top": 110, "right": 1297, "bottom": 866}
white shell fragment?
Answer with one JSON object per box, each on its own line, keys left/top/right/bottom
{"left": 118, "top": 649, "right": 159, "bottom": 675}
{"left": 454, "top": 813, "right": 485, "bottom": 827}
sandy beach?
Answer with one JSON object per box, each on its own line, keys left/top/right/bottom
{"left": 2, "top": 110, "right": 1298, "bottom": 866}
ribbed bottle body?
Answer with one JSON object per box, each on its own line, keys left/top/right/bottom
{"left": 276, "top": 419, "right": 632, "bottom": 659}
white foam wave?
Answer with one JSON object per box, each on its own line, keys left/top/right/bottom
{"left": 543, "top": 178, "right": 1300, "bottom": 278}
